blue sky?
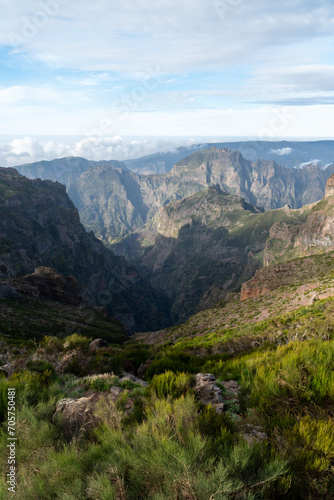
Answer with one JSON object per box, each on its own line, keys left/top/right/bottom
{"left": 0, "top": 0, "right": 333, "bottom": 164}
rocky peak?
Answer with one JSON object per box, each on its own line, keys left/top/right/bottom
{"left": 325, "top": 174, "right": 334, "bottom": 198}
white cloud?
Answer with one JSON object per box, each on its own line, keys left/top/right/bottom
{"left": 0, "top": 135, "right": 203, "bottom": 167}
{"left": 270, "top": 147, "right": 294, "bottom": 156}
{"left": 296, "top": 159, "right": 322, "bottom": 169}
{"left": 1, "top": 0, "right": 334, "bottom": 73}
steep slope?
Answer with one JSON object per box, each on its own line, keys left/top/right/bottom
{"left": 261, "top": 173, "right": 334, "bottom": 269}
{"left": 0, "top": 267, "right": 127, "bottom": 343}
{"left": 132, "top": 185, "right": 309, "bottom": 324}
{"left": 0, "top": 167, "right": 165, "bottom": 333}
{"left": 135, "top": 249, "right": 334, "bottom": 349}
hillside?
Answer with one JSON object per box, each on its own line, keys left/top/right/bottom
{"left": 131, "top": 186, "right": 310, "bottom": 324}
{"left": 0, "top": 167, "right": 165, "bottom": 333}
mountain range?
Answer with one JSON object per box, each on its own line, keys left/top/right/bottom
{"left": 16, "top": 146, "right": 334, "bottom": 248}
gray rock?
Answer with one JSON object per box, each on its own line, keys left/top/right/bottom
{"left": 110, "top": 386, "right": 122, "bottom": 397}
{"left": 195, "top": 373, "right": 223, "bottom": 406}
{"left": 89, "top": 339, "right": 109, "bottom": 350}
{"left": 0, "top": 364, "right": 13, "bottom": 377}
{"left": 221, "top": 380, "right": 239, "bottom": 397}
{"left": 119, "top": 372, "right": 148, "bottom": 387}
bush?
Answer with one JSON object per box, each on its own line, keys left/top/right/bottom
{"left": 63, "top": 334, "right": 90, "bottom": 351}
{"left": 39, "top": 336, "right": 63, "bottom": 354}
{"left": 150, "top": 371, "right": 195, "bottom": 399}
{"left": 26, "top": 360, "right": 55, "bottom": 375}
{"left": 285, "top": 415, "right": 334, "bottom": 473}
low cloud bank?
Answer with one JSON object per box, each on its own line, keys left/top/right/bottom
{"left": 0, "top": 136, "right": 203, "bottom": 168}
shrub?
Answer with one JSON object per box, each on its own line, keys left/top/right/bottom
{"left": 63, "top": 334, "right": 90, "bottom": 351}
{"left": 39, "top": 336, "right": 63, "bottom": 354}
{"left": 150, "top": 371, "right": 195, "bottom": 399}
{"left": 26, "top": 360, "right": 55, "bottom": 375}
{"left": 285, "top": 416, "right": 334, "bottom": 473}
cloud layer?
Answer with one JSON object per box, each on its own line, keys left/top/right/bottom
{"left": 0, "top": 0, "right": 333, "bottom": 136}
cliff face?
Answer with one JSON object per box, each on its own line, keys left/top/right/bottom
{"left": 241, "top": 175, "right": 334, "bottom": 301}
{"left": 133, "top": 185, "right": 301, "bottom": 324}
{"left": 17, "top": 149, "right": 330, "bottom": 247}
{"left": 0, "top": 168, "right": 165, "bottom": 333}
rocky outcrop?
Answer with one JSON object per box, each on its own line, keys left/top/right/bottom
{"left": 194, "top": 373, "right": 240, "bottom": 414}
{"left": 6, "top": 267, "right": 81, "bottom": 306}
{"left": 325, "top": 174, "right": 334, "bottom": 198}
{"left": 194, "top": 373, "right": 224, "bottom": 413}
{"left": 89, "top": 338, "right": 109, "bottom": 350}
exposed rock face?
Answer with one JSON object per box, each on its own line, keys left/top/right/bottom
{"left": 17, "top": 149, "right": 332, "bottom": 247}
{"left": 241, "top": 261, "right": 304, "bottom": 300}
{"left": 132, "top": 186, "right": 304, "bottom": 324}
{"left": 0, "top": 167, "right": 166, "bottom": 333}
{"left": 6, "top": 267, "right": 82, "bottom": 306}
{"left": 241, "top": 178, "right": 334, "bottom": 301}
{"left": 262, "top": 175, "right": 334, "bottom": 269}
{"left": 325, "top": 174, "right": 334, "bottom": 198}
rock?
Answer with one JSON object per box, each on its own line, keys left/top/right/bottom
{"left": 52, "top": 393, "right": 103, "bottom": 440}
{"left": 221, "top": 380, "right": 239, "bottom": 397}
{"left": 137, "top": 359, "right": 152, "bottom": 379}
{"left": 0, "top": 364, "right": 12, "bottom": 377}
{"left": 110, "top": 386, "right": 122, "bottom": 397}
{"left": 89, "top": 339, "right": 109, "bottom": 350}
{"left": 119, "top": 372, "right": 148, "bottom": 387}
{"left": 242, "top": 424, "right": 268, "bottom": 445}
{"left": 194, "top": 373, "right": 223, "bottom": 408}
{"left": 214, "top": 403, "right": 225, "bottom": 414}
{"left": 10, "top": 267, "right": 82, "bottom": 306}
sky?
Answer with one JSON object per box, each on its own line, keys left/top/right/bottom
{"left": 0, "top": 0, "right": 333, "bottom": 166}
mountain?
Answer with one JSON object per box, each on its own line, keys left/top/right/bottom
{"left": 115, "top": 171, "right": 334, "bottom": 326}
{"left": 17, "top": 156, "right": 129, "bottom": 188}
{"left": 37, "top": 147, "right": 329, "bottom": 247}
{"left": 125, "top": 185, "right": 311, "bottom": 324}
{"left": 124, "top": 140, "right": 334, "bottom": 174}
{"left": 14, "top": 147, "right": 334, "bottom": 248}
{"left": 0, "top": 167, "right": 165, "bottom": 333}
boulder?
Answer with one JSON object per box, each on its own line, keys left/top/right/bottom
{"left": 221, "top": 380, "right": 239, "bottom": 397}
{"left": 194, "top": 373, "right": 223, "bottom": 407}
{"left": 52, "top": 393, "right": 103, "bottom": 439}
{"left": 0, "top": 364, "right": 12, "bottom": 377}
{"left": 89, "top": 338, "right": 109, "bottom": 350}
{"left": 119, "top": 372, "right": 148, "bottom": 387}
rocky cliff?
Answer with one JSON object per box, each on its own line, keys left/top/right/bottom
{"left": 133, "top": 185, "right": 304, "bottom": 324}
{"left": 241, "top": 175, "right": 334, "bottom": 300}
{"left": 0, "top": 167, "right": 165, "bottom": 333}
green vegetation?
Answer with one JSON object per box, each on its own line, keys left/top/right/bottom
{"left": 1, "top": 286, "right": 334, "bottom": 498}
